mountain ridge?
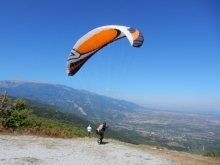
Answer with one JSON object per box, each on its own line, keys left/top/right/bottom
{"left": 0, "top": 80, "right": 144, "bottom": 121}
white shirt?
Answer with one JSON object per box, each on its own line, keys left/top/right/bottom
{"left": 87, "top": 126, "right": 92, "bottom": 132}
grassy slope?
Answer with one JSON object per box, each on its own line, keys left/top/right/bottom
{"left": 27, "top": 99, "right": 150, "bottom": 144}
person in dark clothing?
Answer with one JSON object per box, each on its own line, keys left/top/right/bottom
{"left": 96, "top": 122, "right": 107, "bottom": 144}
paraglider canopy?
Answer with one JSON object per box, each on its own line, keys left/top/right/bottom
{"left": 66, "top": 25, "right": 144, "bottom": 76}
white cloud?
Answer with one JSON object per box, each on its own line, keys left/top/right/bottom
{"left": 105, "top": 89, "right": 114, "bottom": 92}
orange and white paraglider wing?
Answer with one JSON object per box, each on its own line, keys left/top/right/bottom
{"left": 66, "top": 25, "right": 144, "bottom": 76}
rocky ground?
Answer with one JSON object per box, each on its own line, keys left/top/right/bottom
{"left": 0, "top": 134, "right": 219, "bottom": 165}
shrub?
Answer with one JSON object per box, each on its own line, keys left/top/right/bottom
{"left": 2, "top": 109, "right": 32, "bottom": 129}
{"left": 13, "top": 98, "right": 27, "bottom": 111}
{"left": 204, "top": 151, "right": 219, "bottom": 157}
{"left": 156, "top": 146, "right": 165, "bottom": 150}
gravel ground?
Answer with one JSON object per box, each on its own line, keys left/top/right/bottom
{"left": 0, "top": 134, "right": 177, "bottom": 165}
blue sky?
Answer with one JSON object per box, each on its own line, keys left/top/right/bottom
{"left": 0, "top": 0, "right": 220, "bottom": 112}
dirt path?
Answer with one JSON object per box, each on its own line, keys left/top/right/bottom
{"left": 0, "top": 134, "right": 176, "bottom": 165}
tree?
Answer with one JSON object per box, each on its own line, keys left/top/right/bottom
{"left": 13, "top": 98, "right": 28, "bottom": 111}
{"left": 2, "top": 109, "right": 32, "bottom": 129}
{"left": 1, "top": 95, "right": 32, "bottom": 129}
{"left": 0, "top": 91, "right": 12, "bottom": 117}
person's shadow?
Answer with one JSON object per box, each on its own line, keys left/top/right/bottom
{"left": 100, "top": 142, "right": 108, "bottom": 145}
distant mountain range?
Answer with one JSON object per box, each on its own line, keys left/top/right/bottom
{"left": 0, "top": 80, "right": 143, "bottom": 121}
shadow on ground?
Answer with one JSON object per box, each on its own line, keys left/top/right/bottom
{"left": 100, "top": 142, "right": 108, "bottom": 145}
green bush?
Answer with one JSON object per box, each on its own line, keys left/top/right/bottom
{"left": 204, "top": 151, "right": 219, "bottom": 157}
{"left": 0, "top": 96, "right": 87, "bottom": 137}
{"left": 13, "top": 98, "right": 28, "bottom": 111}
{"left": 1, "top": 98, "right": 33, "bottom": 129}
{"left": 29, "top": 116, "right": 86, "bottom": 137}
{"left": 2, "top": 109, "right": 32, "bottom": 129}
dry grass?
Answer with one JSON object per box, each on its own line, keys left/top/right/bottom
{"left": 0, "top": 127, "right": 74, "bottom": 139}
{"left": 148, "top": 149, "right": 220, "bottom": 165}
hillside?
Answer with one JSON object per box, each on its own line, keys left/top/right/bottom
{"left": 25, "top": 98, "right": 150, "bottom": 145}
{"left": 0, "top": 80, "right": 143, "bottom": 121}
{"left": 0, "top": 95, "right": 147, "bottom": 145}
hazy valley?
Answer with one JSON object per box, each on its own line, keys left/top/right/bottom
{"left": 112, "top": 109, "right": 220, "bottom": 154}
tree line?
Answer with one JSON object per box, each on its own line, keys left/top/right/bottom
{"left": 0, "top": 91, "right": 86, "bottom": 138}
